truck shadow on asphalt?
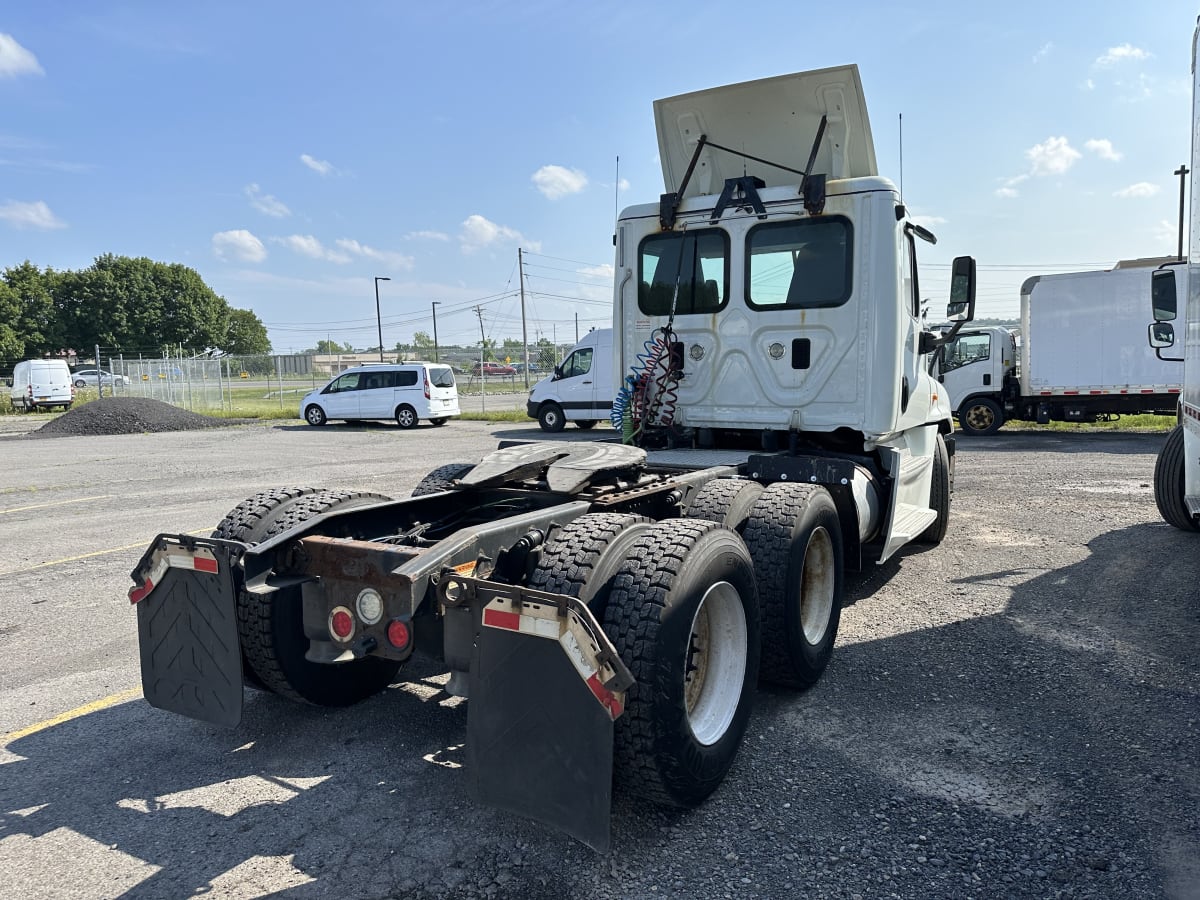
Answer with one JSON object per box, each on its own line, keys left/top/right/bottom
{"left": 2, "top": 522, "right": 1197, "bottom": 898}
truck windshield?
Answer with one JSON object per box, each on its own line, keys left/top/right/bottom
{"left": 638, "top": 229, "right": 728, "bottom": 316}
{"left": 746, "top": 216, "right": 853, "bottom": 309}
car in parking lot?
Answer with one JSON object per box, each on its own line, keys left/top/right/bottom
{"left": 72, "top": 368, "right": 131, "bottom": 388}
{"left": 300, "top": 362, "right": 460, "bottom": 429}
{"left": 471, "top": 362, "right": 517, "bottom": 376}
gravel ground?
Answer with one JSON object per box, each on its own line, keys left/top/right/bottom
{"left": 30, "top": 397, "right": 246, "bottom": 436}
{"left": 0, "top": 425, "right": 1196, "bottom": 899}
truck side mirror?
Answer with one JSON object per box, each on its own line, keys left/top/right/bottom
{"left": 1149, "top": 321, "right": 1176, "bottom": 349}
{"left": 1151, "top": 268, "right": 1178, "bottom": 321}
{"left": 946, "top": 256, "right": 976, "bottom": 322}
{"left": 3, "top": 378, "right": 10, "bottom": 388}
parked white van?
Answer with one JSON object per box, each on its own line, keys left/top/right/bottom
{"left": 6, "top": 359, "right": 73, "bottom": 412}
{"left": 526, "top": 328, "right": 613, "bottom": 431}
{"left": 300, "top": 362, "right": 460, "bottom": 429}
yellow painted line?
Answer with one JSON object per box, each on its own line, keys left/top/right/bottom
{"left": 0, "top": 495, "right": 109, "bottom": 515}
{"left": 3, "top": 687, "right": 143, "bottom": 746}
{"left": 0, "top": 527, "right": 214, "bottom": 577}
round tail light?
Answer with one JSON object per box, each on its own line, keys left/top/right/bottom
{"left": 386, "top": 619, "right": 411, "bottom": 650}
{"left": 356, "top": 588, "right": 384, "bottom": 625}
{"left": 329, "top": 606, "right": 355, "bottom": 642}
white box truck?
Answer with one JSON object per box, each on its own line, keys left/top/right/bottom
{"left": 526, "top": 328, "right": 613, "bottom": 431}
{"left": 1146, "top": 16, "right": 1200, "bottom": 532}
{"left": 935, "top": 262, "right": 1183, "bottom": 435}
{"left": 126, "top": 64, "right": 978, "bottom": 850}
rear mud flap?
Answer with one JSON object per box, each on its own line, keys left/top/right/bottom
{"left": 468, "top": 625, "right": 615, "bottom": 852}
{"left": 448, "top": 575, "right": 634, "bottom": 853}
{"left": 133, "top": 537, "right": 243, "bottom": 727}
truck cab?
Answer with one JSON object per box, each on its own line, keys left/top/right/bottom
{"left": 931, "top": 326, "right": 1019, "bottom": 434}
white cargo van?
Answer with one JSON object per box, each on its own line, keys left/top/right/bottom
{"left": 300, "top": 362, "right": 460, "bottom": 429}
{"left": 7, "top": 359, "right": 73, "bottom": 412}
{"left": 526, "top": 328, "right": 613, "bottom": 431}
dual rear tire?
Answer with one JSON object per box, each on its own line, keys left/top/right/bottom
{"left": 213, "top": 487, "right": 401, "bottom": 705}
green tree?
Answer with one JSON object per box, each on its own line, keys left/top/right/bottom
{"left": 311, "top": 339, "right": 353, "bottom": 354}
{"left": 411, "top": 331, "right": 434, "bottom": 351}
{"left": 0, "top": 281, "right": 23, "bottom": 360}
{"left": 224, "top": 308, "right": 271, "bottom": 354}
{"left": 3, "top": 261, "right": 61, "bottom": 356}
{"left": 55, "top": 255, "right": 231, "bottom": 352}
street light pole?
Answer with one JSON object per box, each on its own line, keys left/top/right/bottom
{"left": 431, "top": 301, "right": 441, "bottom": 363}
{"left": 374, "top": 276, "right": 391, "bottom": 362}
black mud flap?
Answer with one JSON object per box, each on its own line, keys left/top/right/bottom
{"left": 134, "top": 537, "right": 243, "bottom": 728}
{"left": 467, "top": 623, "right": 616, "bottom": 853}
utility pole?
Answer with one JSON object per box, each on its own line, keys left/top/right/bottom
{"left": 374, "top": 276, "right": 391, "bottom": 362}
{"left": 1176, "top": 163, "right": 1190, "bottom": 261}
{"left": 574, "top": 312, "right": 579, "bottom": 343}
{"left": 474, "top": 305, "right": 486, "bottom": 413}
{"left": 518, "top": 247, "right": 530, "bottom": 389}
{"left": 431, "top": 301, "right": 441, "bottom": 363}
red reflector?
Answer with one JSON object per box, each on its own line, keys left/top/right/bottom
{"left": 482, "top": 608, "right": 521, "bottom": 631}
{"left": 330, "top": 608, "right": 354, "bottom": 641}
{"left": 387, "top": 619, "right": 411, "bottom": 649}
{"left": 193, "top": 556, "right": 218, "bottom": 574}
{"left": 423, "top": 373, "right": 431, "bottom": 400}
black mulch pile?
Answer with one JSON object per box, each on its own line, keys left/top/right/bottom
{"left": 31, "top": 397, "right": 249, "bottom": 437}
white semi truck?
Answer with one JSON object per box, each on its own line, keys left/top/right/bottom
{"left": 934, "top": 262, "right": 1183, "bottom": 436}
{"left": 126, "top": 65, "right": 976, "bottom": 850}
{"left": 1146, "top": 17, "right": 1200, "bottom": 532}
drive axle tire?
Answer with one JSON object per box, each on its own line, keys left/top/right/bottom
{"left": 742, "top": 483, "right": 843, "bottom": 689}
{"left": 685, "top": 478, "right": 765, "bottom": 532}
{"left": 528, "top": 513, "right": 652, "bottom": 617}
{"left": 429, "top": 417, "right": 449, "bottom": 427}
{"left": 575, "top": 419, "right": 598, "bottom": 430}
{"left": 1155, "top": 425, "right": 1200, "bottom": 531}
{"left": 918, "top": 433, "right": 951, "bottom": 544}
{"left": 602, "top": 519, "right": 760, "bottom": 808}
{"left": 959, "top": 397, "right": 1003, "bottom": 436}
{"left": 213, "top": 487, "right": 400, "bottom": 704}
{"left": 411, "top": 462, "right": 474, "bottom": 497}
{"left": 538, "top": 402, "right": 566, "bottom": 433}
{"left": 304, "top": 404, "right": 327, "bottom": 426}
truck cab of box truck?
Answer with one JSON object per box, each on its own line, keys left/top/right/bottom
{"left": 931, "top": 327, "right": 1019, "bottom": 435}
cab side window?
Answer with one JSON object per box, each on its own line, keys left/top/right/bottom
{"left": 941, "top": 333, "right": 991, "bottom": 372}
{"left": 560, "top": 348, "right": 593, "bottom": 379}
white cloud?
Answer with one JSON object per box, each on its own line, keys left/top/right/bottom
{"left": 1026, "top": 136, "right": 1081, "bottom": 176}
{"left": 577, "top": 264, "right": 615, "bottom": 280}
{"left": 404, "top": 230, "right": 450, "bottom": 241}
{"left": 0, "top": 199, "right": 64, "bottom": 229}
{"left": 1084, "top": 78, "right": 1096, "bottom": 91}
{"left": 1154, "top": 219, "right": 1179, "bottom": 246}
{"left": 618, "top": 178, "right": 631, "bottom": 192}
{"left": 276, "top": 234, "right": 351, "bottom": 263}
{"left": 1095, "top": 44, "right": 1150, "bottom": 67}
{"left": 333, "top": 238, "right": 414, "bottom": 270}
{"left": 531, "top": 165, "right": 588, "bottom": 200}
{"left": 212, "top": 229, "right": 266, "bottom": 263}
{"left": 1113, "top": 182, "right": 1160, "bottom": 199}
{"left": 909, "top": 215, "right": 947, "bottom": 229}
{"left": 1084, "top": 138, "right": 1122, "bottom": 161}
{"left": 459, "top": 214, "right": 539, "bottom": 253}
{"left": 244, "top": 183, "right": 290, "bottom": 217}
{"left": 1032, "top": 42, "right": 1053, "bottom": 63}
{"left": 995, "top": 187, "right": 1019, "bottom": 199}
{"left": 0, "top": 34, "right": 43, "bottom": 78}
{"left": 300, "top": 153, "right": 336, "bottom": 176}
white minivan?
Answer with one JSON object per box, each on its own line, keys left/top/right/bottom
{"left": 6, "top": 359, "right": 73, "bottom": 412}
{"left": 300, "top": 362, "right": 460, "bottom": 429}
{"left": 526, "top": 328, "right": 613, "bottom": 432}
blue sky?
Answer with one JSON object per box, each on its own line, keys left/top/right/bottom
{"left": 1, "top": 2, "right": 1196, "bottom": 352}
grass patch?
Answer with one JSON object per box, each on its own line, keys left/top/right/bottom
{"left": 459, "top": 408, "right": 535, "bottom": 423}
{"left": 1001, "top": 413, "right": 1176, "bottom": 433}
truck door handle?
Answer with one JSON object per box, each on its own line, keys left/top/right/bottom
{"left": 583, "top": 380, "right": 592, "bottom": 384}
{"left": 983, "top": 374, "right": 991, "bottom": 386}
